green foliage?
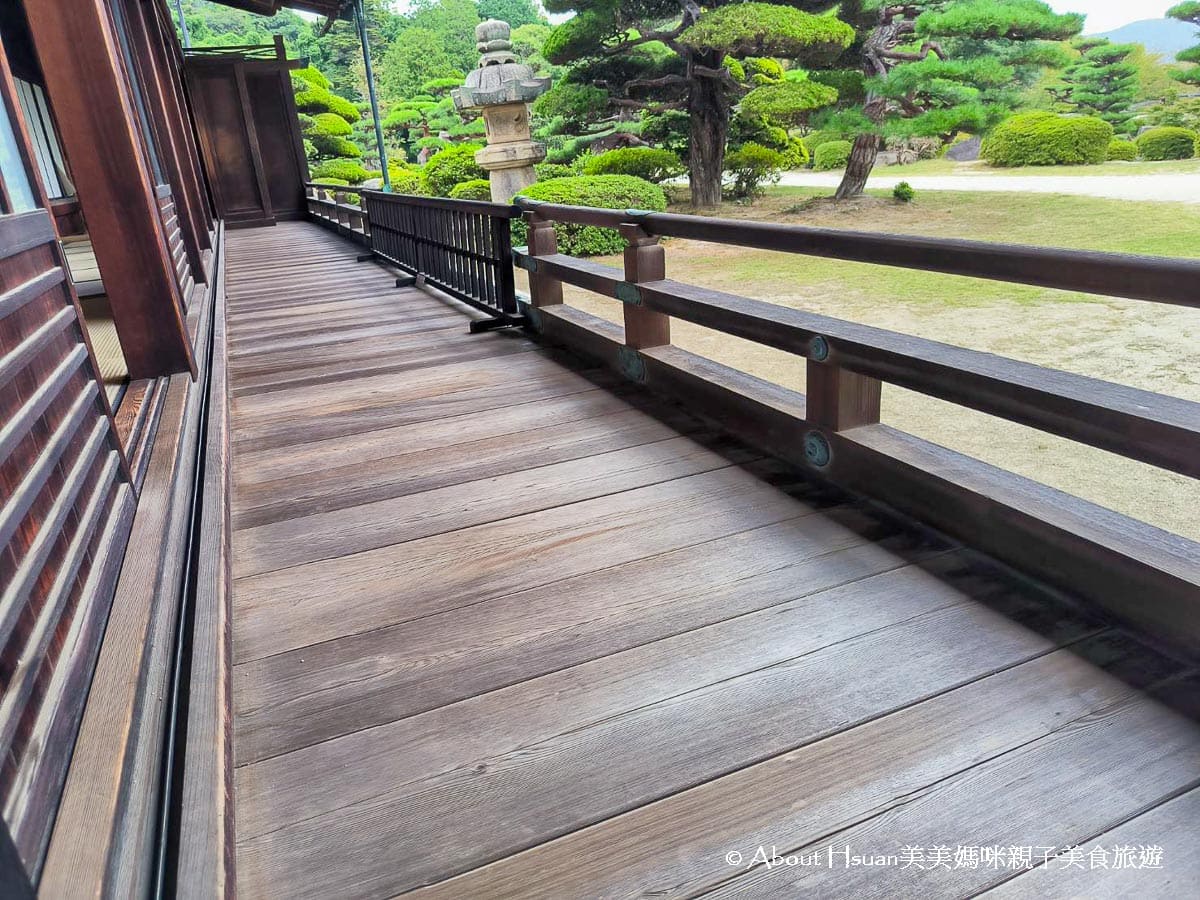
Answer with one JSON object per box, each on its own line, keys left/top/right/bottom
{"left": 294, "top": 83, "right": 361, "bottom": 122}
{"left": 534, "top": 162, "right": 576, "bottom": 180}
{"left": 893, "top": 181, "right": 916, "bottom": 203}
{"left": 512, "top": 176, "right": 668, "bottom": 255}
{"left": 808, "top": 70, "right": 865, "bottom": 108}
{"left": 478, "top": 0, "right": 545, "bottom": 28}
{"left": 679, "top": 5, "right": 853, "bottom": 62}
{"left": 1106, "top": 138, "right": 1138, "bottom": 161}
{"left": 294, "top": 66, "right": 331, "bottom": 90}
{"left": 981, "top": 112, "right": 1113, "bottom": 166}
{"left": 421, "top": 77, "right": 464, "bottom": 96}
{"left": 1169, "top": 2, "right": 1200, "bottom": 86}
{"left": 311, "top": 134, "right": 362, "bottom": 159}
{"left": 1136, "top": 126, "right": 1198, "bottom": 161}
{"left": 582, "top": 147, "right": 685, "bottom": 183}
{"left": 311, "top": 159, "right": 370, "bottom": 184}
{"left": 312, "top": 177, "right": 350, "bottom": 187}
{"left": 534, "top": 83, "right": 611, "bottom": 130}
{"left": 738, "top": 81, "right": 838, "bottom": 129}
{"left": 449, "top": 179, "right": 495, "bottom": 201}
{"left": 745, "top": 57, "right": 784, "bottom": 85}
{"left": 380, "top": 27, "right": 460, "bottom": 100}
{"left": 639, "top": 110, "right": 691, "bottom": 158}
{"left": 312, "top": 112, "right": 353, "bottom": 137}
{"left": 722, "top": 143, "right": 786, "bottom": 199}
{"left": 813, "top": 140, "right": 853, "bottom": 170}
{"left": 1144, "top": 97, "right": 1200, "bottom": 132}
{"left": 914, "top": 0, "right": 1083, "bottom": 41}
{"left": 1050, "top": 41, "right": 1140, "bottom": 134}
{"left": 423, "top": 144, "right": 486, "bottom": 196}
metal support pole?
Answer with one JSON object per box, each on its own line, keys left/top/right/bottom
{"left": 354, "top": 0, "right": 390, "bottom": 191}
{"left": 173, "top": 0, "right": 191, "bottom": 48}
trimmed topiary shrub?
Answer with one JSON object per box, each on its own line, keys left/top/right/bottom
{"left": 512, "top": 175, "right": 668, "bottom": 256}
{"left": 1136, "top": 126, "right": 1198, "bottom": 161}
{"left": 1107, "top": 138, "right": 1138, "bottom": 161}
{"left": 534, "top": 162, "right": 575, "bottom": 181}
{"left": 893, "top": 181, "right": 915, "bottom": 202}
{"left": 312, "top": 112, "right": 352, "bottom": 137}
{"left": 294, "top": 83, "right": 361, "bottom": 123}
{"left": 311, "top": 177, "right": 350, "bottom": 187}
{"left": 723, "top": 142, "right": 786, "bottom": 199}
{"left": 310, "top": 134, "right": 361, "bottom": 158}
{"left": 311, "top": 158, "right": 370, "bottom": 184}
{"left": 424, "top": 144, "right": 486, "bottom": 196}
{"left": 449, "top": 179, "right": 494, "bottom": 201}
{"left": 982, "top": 112, "right": 1112, "bottom": 166}
{"left": 813, "top": 140, "right": 853, "bottom": 170}
{"left": 581, "top": 147, "right": 685, "bottom": 183}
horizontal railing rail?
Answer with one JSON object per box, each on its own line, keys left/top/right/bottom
{"left": 304, "top": 182, "right": 369, "bottom": 245}
{"left": 361, "top": 190, "right": 519, "bottom": 320}
{"left": 514, "top": 199, "right": 1200, "bottom": 309}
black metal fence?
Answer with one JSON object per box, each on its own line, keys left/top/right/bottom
{"left": 362, "top": 191, "right": 519, "bottom": 319}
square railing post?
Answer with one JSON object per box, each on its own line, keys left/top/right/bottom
{"left": 524, "top": 209, "right": 562, "bottom": 309}
{"left": 619, "top": 223, "right": 670, "bottom": 349}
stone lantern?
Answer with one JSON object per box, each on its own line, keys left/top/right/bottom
{"left": 452, "top": 19, "right": 551, "bottom": 202}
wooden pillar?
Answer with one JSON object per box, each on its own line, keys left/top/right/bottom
{"left": 24, "top": 0, "right": 196, "bottom": 379}
{"left": 524, "top": 210, "right": 562, "bottom": 308}
{"left": 619, "top": 223, "right": 670, "bottom": 349}
{"left": 805, "top": 361, "right": 882, "bottom": 431}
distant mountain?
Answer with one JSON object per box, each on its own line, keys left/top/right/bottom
{"left": 1091, "top": 18, "right": 1197, "bottom": 61}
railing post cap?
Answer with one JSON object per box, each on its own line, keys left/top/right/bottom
{"left": 625, "top": 208, "right": 654, "bottom": 219}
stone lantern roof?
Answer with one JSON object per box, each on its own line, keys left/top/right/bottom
{"left": 452, "top": 19, "right": 550, "bottom": 111}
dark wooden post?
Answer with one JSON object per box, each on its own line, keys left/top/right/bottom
{"left": 619, "top": 223, "right": 670, "bottom": 349}
{"left": 804, "top": 339, "right": 882, "bottom": 467}
{"left": 524, "top": 210, "right": 562, "bottom": 308}
{"left": 24, "top": 0, "right": 196, "bottom": 378}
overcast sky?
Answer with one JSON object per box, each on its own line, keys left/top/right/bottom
{"left": 1051, "top": 0, "right": 1175, "bottom": 33}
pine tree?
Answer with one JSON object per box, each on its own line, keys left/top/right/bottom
{"left": 1170, "top": 2, "right": 1200, "bottom": 86}
{"left": 1049, "top": 39, "right": 1139, "bottom": 135}
{"left": 825, "top": 0, "right": 1082, "bottom": 199}
{"left": 539, "top": 2, "right": 855, "bottom": 207}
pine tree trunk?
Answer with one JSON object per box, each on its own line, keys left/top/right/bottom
{"left": 835, "top": 134, "right": 882, "bottom": 199}
{"left": 687, "top": 70, "right": 728, "bottom": 208}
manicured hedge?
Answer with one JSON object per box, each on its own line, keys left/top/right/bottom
{"left": 424, "top": 144, "right": 485, "bottom": 196}
{"left": 813, "top": 140, "right": 852, "bottom": 170}
{"left": 1136, "top": 126, "right": 1198, "bottom": 161}
{"left": 581, "top": 147, "right": 685, "bottom": 183}
{"left": 311, "top": 158, "right": 370, "bottom": 184}
{"left": 534, "top": 162, "right": 576, "bottom": 181}
{"left": 982, "top": 112, "right": 1112, "bottom": 166}
{"left": 512, "top": 175, "right": 667, "bottom": 256}
{"left": 723, "top": 142, "right": 786, "bottom": 199}
{"left": 1106, "top": 138, "right": 1138, "bottom": 161}
{"left": 448, "top": 179, "right": 493, "bottom": 201}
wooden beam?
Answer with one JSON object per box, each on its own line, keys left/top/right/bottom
{"left": 24, "top": 0, "right": 196, "bottom": 379}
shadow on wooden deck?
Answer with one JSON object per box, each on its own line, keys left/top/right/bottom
{"left": 224, "top": 222, "right": 1200, "bottom": 899}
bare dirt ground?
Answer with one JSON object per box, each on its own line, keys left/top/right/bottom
{"left": 516, "top": 191, "right": 1200, "bottom": 540}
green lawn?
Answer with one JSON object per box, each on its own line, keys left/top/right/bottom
{"left": 539, "top": 188, "right": 1200, "bottom": 538}
{"left": 830, "top": 156, "right": 1200, "bottom": 177}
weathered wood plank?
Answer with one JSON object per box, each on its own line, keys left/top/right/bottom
{"left": 408, "top": 636, "right": 1176, "bottom": 900}
{"left": 232, "top": 461, "right": 809, "bottom": 666}
{"left": 234, "top": 560, "right": 1100, "bottom": 898}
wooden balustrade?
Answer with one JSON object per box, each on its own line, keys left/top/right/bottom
{"left": 510, "top": 196, "right": 1200, "bottom": 650}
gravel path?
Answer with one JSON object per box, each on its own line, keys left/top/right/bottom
{"left": 778, "top": 171, "right": 1200, "bottom": 203}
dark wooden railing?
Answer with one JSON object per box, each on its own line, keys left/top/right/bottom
{"left": 508, "top": 196, "right": 1200, "bottom": 655}
{"left": 305, "top": 182, "right": 369, "bottom": 244}
{"left": 362, "top": 191, "right": 519, "bottom": 322}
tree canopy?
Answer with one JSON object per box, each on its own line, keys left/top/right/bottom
{"left": 1170, "top": 2, "right": 1200, "bottom": 86}
{"left": 538, "top": 0, "right": 853, "bottom": 206}
{"left": 1048, "top": 39, "right": 1139, "bottom": 135}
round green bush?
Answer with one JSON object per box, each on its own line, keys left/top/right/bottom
{"left": 423, "top": 144, "right": 485, "bottom": 196}
{"left": 365, "top": 165, "right": 428, "bottom": 194}
{"left": 512, "top": 175, "right": 668, "bottom": 256}
{"left": 1106, "top": 138, "right": 1138, "bottom": 161}
{"left": 581, "top": 147, "right": 685, "bottom": 183}
{"left": 813, "top": 140, "right": 853, "bottom": 170}
{"left": 311, "top": 159, "right": 370, "bottom": 184}
{"left": 723, "top": 142, "right": 786, "bottom": 199}
{"left": 310, "top": 134, "right": 361, "bottom": 159}
{"left": 311, "top": 177, "right": 349, "bottom": 187}
{"left": 312, "top": 112, "right": 352, "bottom": 137}
{"left": 892, "top": 181, "right": 915, "bottom": 202}
{"left": 449, "top": 179, "right": 493, "bottom": 201}
{"left": 982, "top": 112, "right": 1112, "bottom": 166}
{"left": 534, "top": 162, "right": 575, "bottom": 181}
{"left": 1136, "top": 126, "right": 1198, "bottom": 161}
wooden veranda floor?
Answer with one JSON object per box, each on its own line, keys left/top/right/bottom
{"left": 225, "top": 222, "right": 1200, "bottom": 899}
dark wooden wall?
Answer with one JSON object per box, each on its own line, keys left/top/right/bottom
{"left": 186, "top": 42, "right": 309, "bottom": 228}
{"left": 0, "top": 45, "right": 135, "bottom": 893}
